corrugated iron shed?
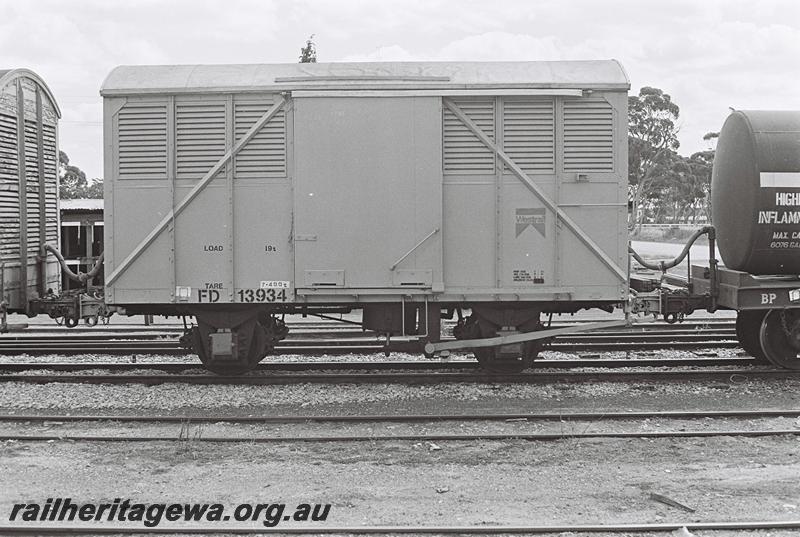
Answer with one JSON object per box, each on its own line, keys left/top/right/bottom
{"left": 60, "top": 198, "right": 104, "bottom": 212}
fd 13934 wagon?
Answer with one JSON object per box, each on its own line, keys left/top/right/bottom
{"left": 4, "top": 62, "right": 800, "bottom": 375}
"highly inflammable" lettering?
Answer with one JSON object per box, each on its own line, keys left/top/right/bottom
{"left": 759, "top": 211, "right": 800, "bottom": 224}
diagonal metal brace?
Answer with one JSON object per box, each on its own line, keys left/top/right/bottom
{"left": 443, "top": 98, "right": 627, "bottom": 283}
{"left": 390, "top": 228, "right": 440, "bottom": 271}
{"left": 105, "top": 97, "right": 287, "bottom": 287}
{"left": 424, "top": 319, "right": 631, "bottom": 354}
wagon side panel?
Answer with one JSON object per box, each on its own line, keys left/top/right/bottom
{"left": 440, "top": 91, "right": 628, "bottom": 303}
{"left": 292, "top": 96, "right": 443, "bottom": 294}
{"left": 105, "top": 92, "right": 293, "bottom": 306}
{"left": 554, "top": 91, "right": 628, "bottom": 299}
{"left": 104, "top": 96, "right": 174, "bottom": 304}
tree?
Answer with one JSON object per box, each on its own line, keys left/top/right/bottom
{"left": 299, "top": 35, "right": 317, "bottom": 63}
{"left": 59, "top": 151, "right": 103, "bottom": 199}
{"left": 703, "top": 131, "right": 719, "bottom": 149}
{"left": 627, "top": 86, "right": 681, "bottom": 231}
{"left": 635, "top": 148, "right": 683, "bottom": 224}
{"left": 686, "top": 148, "right": 715, "bottom": 222}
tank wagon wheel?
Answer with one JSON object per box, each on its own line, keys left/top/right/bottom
{"left": 64, "top": 316, "right": 79, "bottom": 328}
{"left": 759, "top": 309, "right": 800, "bottom": 370}
{"left": 735, "top": 310, "right": 769, "bottom": 364}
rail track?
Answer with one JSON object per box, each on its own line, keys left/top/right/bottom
{"left": 0, "top": 406, "right": 799, "bottom": 441}
{"left": 0, "top": 367, "right": 795, "bottom": 385}
{"left": 3, "top": 408, "right": 798, "bottom": 423}
{"left": 0, "top": 356, "right": 758, "bottom": 373}
{"left": 2, "top": 429, "right": 798, "bottom": 443}
{"left": 15, "top": 318, "right": 738, "bottom": 333}
{"left": 2, "top": 407, "right": 799, "bottom": 442}
{"left": 3, "top": 317, "right": 792, "bottom": 537}
{"left": 0, "top": 320, "right": 740, "bottom": 356}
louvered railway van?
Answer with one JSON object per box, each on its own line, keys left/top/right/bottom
{"left": 99, "top": 60, "right": 631, "bottom": 373}
{"left": 0, "top": 69, "right": 61, "bottom": 327}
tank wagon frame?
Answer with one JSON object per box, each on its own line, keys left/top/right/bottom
{"left": 100, "top": 61, "right": 632, "bottom": 373}
{"left": 632, "top": 256, "right": 800, "bottom": 370}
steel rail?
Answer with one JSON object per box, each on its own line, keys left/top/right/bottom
{"left": 2, "top": 408, "right": 798, "bottom": 424}
{"left": 1, "top": 429, "right": 799, "bottom": 443}
{"left": 0, "top": 339, "right": 741, "bottom": 349}
{"left": 0, "top": 343, "right": 742, "bottom": 356}
{"left": 0, "top": 327, "right": 738, "bottom": 342}
{"left": 0, "top": 369, "right": 796, "bottom": 385}
{"left": 0, "top": 357, "right": 758, "bottom": 373}
{"left": 0, "top": 334, "right": 741, "bottom": 356}
{"left": 6, "top": 319, "right": 738, "bottom": 334}
{"left": 0, "top": 329, "right": 738, "bottom": 341}
{"left": 2, "top": 520, "right": 800, "bottom": 534}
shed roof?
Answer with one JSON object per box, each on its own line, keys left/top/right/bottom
{"left": 0, "top": 68, "right": 61, "bottom": 118}
{"left": 101, "top": 60, "right": 630, "bottom": 95}
{"left": 60, "top": 198, "right": 104, "bottom": 212}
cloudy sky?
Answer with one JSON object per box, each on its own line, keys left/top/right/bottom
{"left": 2, "top": 0, "right": 798, "bottom": 179}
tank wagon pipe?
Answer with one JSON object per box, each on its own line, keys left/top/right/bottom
{"left": 628, "top": 226, "right": 719, "bottom": 313}
{"left": 42, "top": 244, "right": 104, "bottom": 285}
{"left": 629, "top": 226, "right": 714, "bottom": 272}
{"left": 26, "top": 246, "right": 108, "bottom": 328}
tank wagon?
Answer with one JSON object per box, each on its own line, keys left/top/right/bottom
{"left": 100, "top": 61, "right": 631, "bottom": 373}
{"left": 0, "top": 69, "right": 61, "bottom": 328}
{"left": 632, "top": 110, "right": 800, "bottom": 370}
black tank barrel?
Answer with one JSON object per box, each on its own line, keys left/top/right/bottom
{"left": 711, "top": 110, "right": 800, "bottom": 274}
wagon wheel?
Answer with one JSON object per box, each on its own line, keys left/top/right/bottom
{"left": 759, "top": 309, "right": 800, "bottom": 370}
{"left": 735, "top": 310, "right": 768, "bottom": 364}
{"left": 474, "top": 348, "right": 529, "bottom": 374}
{"left": 192, "top": 319, "right": 267, "bottom": 375}
{"left": 473, "top": 318, "right": 539, "bottom": 375}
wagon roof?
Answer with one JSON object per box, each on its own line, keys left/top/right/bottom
{"left": 101, "top": 60, "right": 630, "bottom": 95}
{"left": 0, "top": 68, "right": 62, "bottom": 118}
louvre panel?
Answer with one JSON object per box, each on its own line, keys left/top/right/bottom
{"left": 233, "top": 101, "right": 286, "bottom": 177}
{"left": 0, "top": 108, "right": 58, "bottom": 258}
{"left": 42, "top": 123, "right": 58, "bottom": 247}
{"left": 502, "top": 98, "right": 554, "bottom": 173}
{"left": 177, "top": 101, "right": 226, "bottom": 179}
{"left": 118, "top": 103, "right": 167, "bottom": 179}
{"left": 42, "top": 123, "right": 57, "bottom": 180}
{"left": 0, "top": 112, "right": 18, "bottom": 182}
{"left": 443, "top": 98, "right": 495, "bottom": 174}
{"left": 0, "top": 181, "right": 20, "bottom": 258}
{"left": 23, "top": 120, "right": 39, "bottom": 182}
{"left": 563, "top": 99, "right": 614, "bottom": 172}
